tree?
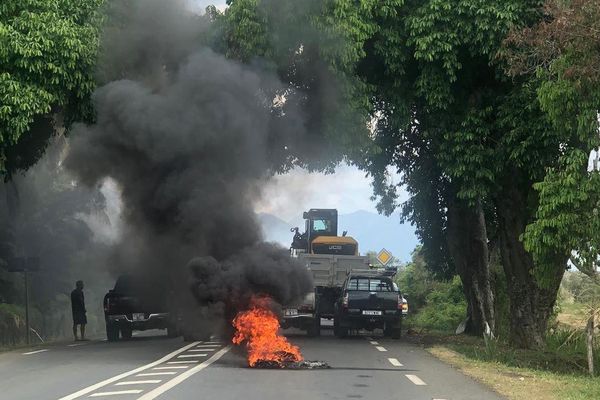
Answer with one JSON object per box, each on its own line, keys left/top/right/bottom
{"left": 354, "top": 0, "right": 570, "bottom": 347}
{"left": 506, "top": 0, "right": 600, "bottom": 370}
{"left": 220, "top": 0, "right": 574, "bottom": 347}
{"left": 0, "top": 0, "right": 104, "bottom": 180}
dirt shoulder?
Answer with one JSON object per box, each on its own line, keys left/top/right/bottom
{"left": 404, "top": 333, "right": 600, "bottom": 400}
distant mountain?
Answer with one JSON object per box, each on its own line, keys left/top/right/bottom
{"left": 257, "top": 210, "right": 418, "bottom": 262}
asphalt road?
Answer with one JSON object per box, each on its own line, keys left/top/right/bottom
{"left": 0, "top": 328, "right": 503, "bottom": 400}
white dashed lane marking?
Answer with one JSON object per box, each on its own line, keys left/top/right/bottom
{"left": 22, "top": 349, "right": 48, "bottom": 355}
{"left": 153, "top": 366, "right": 189, "bottom": 370}
{"left": 369, "top": 341, "right": 379, "bottom": 345}
{"left": 195, "top": 344, "right": 220, "bottom": 347}
{"left": 375, "top": 346, "right": 387, "bottom": 352}
{"left": 89, "top": 390, "right": 143, "bottom": 397}
{"left": 405, "top": 374, "right": 427, "bottom": 386}
{"left": 387, "top": 358, "right": 403, "bottom": 367}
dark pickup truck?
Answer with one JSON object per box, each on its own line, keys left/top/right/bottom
{"left": 334, "top": 272, "right": 402, "bottom": 339}
{"left": 103, "top": 274, "right": 176, "bottom": 341}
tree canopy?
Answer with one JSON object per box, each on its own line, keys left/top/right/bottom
{"left": 0, "top": 0, "right": 104, "bottom": 179}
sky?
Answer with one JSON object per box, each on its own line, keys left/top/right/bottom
{"left": 187, "top": 0, "right": 228, "bottom": 12}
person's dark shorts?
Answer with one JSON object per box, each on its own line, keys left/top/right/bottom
{"left": 73, "top": 312, "right": 87, "bottom": 325}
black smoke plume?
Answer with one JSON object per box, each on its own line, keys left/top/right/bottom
{"left": 64, "top": 1, "right": 313, "bottom": 337}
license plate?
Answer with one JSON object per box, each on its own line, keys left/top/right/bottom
{"left": 284, "top": 309, "right": 298, "bottom": 316}
{"left": 362, "top": 310, "right": 382, "bottom": 316}
{"left": 132, "top": 313, "right": 145, "bottom": 321}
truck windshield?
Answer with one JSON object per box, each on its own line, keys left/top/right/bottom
{"left": 348, "top": 278, "right": 393, "bottom": 292}
{"left": 312, "top": 218, "right": 332, "bottom": 233}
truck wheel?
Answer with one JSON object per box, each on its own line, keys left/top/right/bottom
{"left": 106, "top": 323, "right": 119, "bottom": 342}
{"left": 384, "top": 321, "right": 401, "bottom": 339}
{"left": 334, "top": 318, "right": 348, "bottom": 338}
{"left": 120, "top": 327, "right": 133, "bottom": 340}
{"left": 306, "top": 317, "right": 320, "bottom": 337}
{"left": 167, "top": 325, "right": 178, "bottom": 338}
{"left": 393, "top": 319, "right": 402, "bottom": 339}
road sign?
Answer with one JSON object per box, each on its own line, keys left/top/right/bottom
{"left": 376, "top": 248, "right": 393, "bottom": 266}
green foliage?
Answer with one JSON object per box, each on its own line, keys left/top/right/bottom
{"left": 0, "top": 0, "right": 104, "bottom": 178}
{"left": 524, "top": 149, "right": 600, "bottom": 286}
{"left": 448, "top": 326, "right": 600, "bottom": 376}
{"left": 396, "top": 247, "right": 436, "bottom": 310}
{"left": 508, "top": 0, "right": 600, "bottom": 287}
{"left": 562, "top": 272, "right": 600, "bottom": 305}
{"left": 220, "top": 0, "right": 375, "bottom": 171}
{"left": 412, "top": 276, "right": 467, "bottom": 332}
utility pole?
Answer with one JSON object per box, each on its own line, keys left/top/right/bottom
{"left": 8, "top": 257, "right": 40, "bottom": 345}
{"left": 24, "top": 270, "right": 30, "bottom": 345}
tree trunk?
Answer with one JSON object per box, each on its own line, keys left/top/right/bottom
{"left": 496, "top": 180, "right": 565, "bottom": 349}
{"left": 447, "top": 196, "right": 495, "bottom": 336}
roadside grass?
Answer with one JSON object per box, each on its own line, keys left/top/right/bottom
{"left": 409, "top": 332, "right": 600, "bottom": 400}
{"left": 557, "top": 301, "right": 588, "bottom": 330}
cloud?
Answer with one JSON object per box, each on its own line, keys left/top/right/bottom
{"left": 255, "top": 164, "right": 404, "bottom": 222}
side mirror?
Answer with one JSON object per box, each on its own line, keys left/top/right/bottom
{"left": 303, "top": 211, "right": 308, "bottom": 219}
{"left": 108, "top": 289, "right": 114, "bottom": 293}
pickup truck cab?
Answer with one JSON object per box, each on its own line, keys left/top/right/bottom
{"left": 334, "top": 272, "right": 402, "bottom": 339}
{"left": 103, "top": 274, "right": 176, "bottom": 341}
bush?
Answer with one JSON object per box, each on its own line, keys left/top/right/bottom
{"left": 0, "top": 303, "right": 26, "bottom": 346}
{"left": 412, "top": 276, "right": 467, "bottom": 332}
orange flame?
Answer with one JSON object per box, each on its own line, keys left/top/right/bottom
{"left": 232, "top": 296, "right": 303, "bottom": 367}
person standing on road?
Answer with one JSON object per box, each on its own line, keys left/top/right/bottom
{"left": 71, "top": 280, "right": 87, "bottom": 341}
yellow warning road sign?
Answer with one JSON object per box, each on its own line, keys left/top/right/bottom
{"left": 376, "top": 248, "right": 393, "bottom": 265}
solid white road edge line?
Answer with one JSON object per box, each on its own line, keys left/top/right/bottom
{"left": 22, "top": 349, "right": 49, "bottom": 355}
{"left": 57, "top": 341, "right": 199, "bottom": 400}
{"left": 405, "top": 374, "right": 427, "bottom": 386}
{"left": 387, "top": 358, "right": 403, "bottom": 367}
{"left": 136, "top": 346, "right": 231, "bottom": 400}
{"left": 115, "top": 381, "right": 162, "bottom": 386}
{"left": 375, "top": 346, "right": 387, "bottom": 352}
{"left": 89, "top": 390, "right": 143, "bottom": 397}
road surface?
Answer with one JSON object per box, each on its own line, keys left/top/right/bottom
{"left": 0, "top": 329, "right": 503, "bottom": 400}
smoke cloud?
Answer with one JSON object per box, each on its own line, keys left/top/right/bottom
{"left": 64, "top": 0, "right": 314, "bottom": 336}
